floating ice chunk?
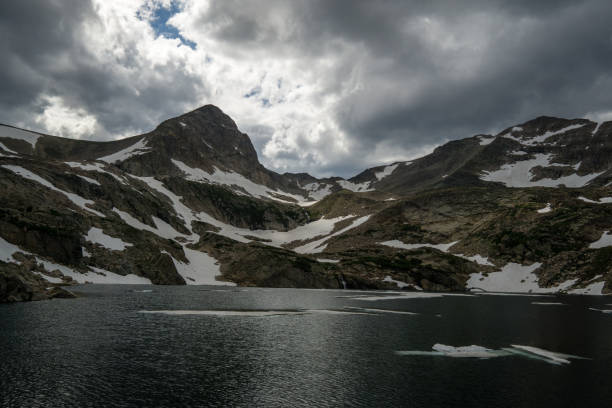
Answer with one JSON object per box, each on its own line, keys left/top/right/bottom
{"left": 380, "top": 240, "right": 458, "bottom": 252}
{"left": 345, "top": 306, "right": 418, "bottom": 315}
{"left": 537, "top": 203, "right": 552, "bottom": 213}
{"left": 532, "top": 302, "right": 566, "bottom": 306}
{"left": 85, "top": 227, "right": 133, "bottom": 251}
{"left": 0, "top": 125, "right": 41, "bottom": 147}
{"left": 432, "top": 344, "right": 496, "bottom": 358}
{"left": 2, "top": 165, "right": 105, "bottom": 217}
{"left": 317, "top": 258, "right": 339, "bottom": 263}
{"left": 98, "top": 138, "right": 151, "bottom": 163}
{"left": 588, "top": 308, "right": 612, "bottom": 314}
{"left": 508, "top": 345, "right": 580, "bottom": 365}
{"left": 588, "top": 231, "right": 612, "bottom": 249}
{"left": 398, "top": 343, "right": 587, "bottom": 365}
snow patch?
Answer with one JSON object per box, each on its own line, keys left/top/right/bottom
{"left": 2, "top": 165, "right": 105, "bottom": 217}
{"left": 0, "top": 236, "right": 30, "bottom": 263}
{"left": 578, "top": 196, "right": 612, "bottom": 204}
{"left": 466, "top": 262, "right": 577, "bottom": 293}
{"left": 76, "top": 174, "right": 101, "bottom": 186}
{"left": 294, "top": 215, "right": 371, "bottom": 254}
{"left": 380, "top": 240, "right": 458, "bottom": 252}
{"left": 65, "top": 161, "right": 126, "bottom": 184}
{"left": 172, "top": 159, "right": 307, "bottom": 204}
{"left": 0, "top": 125, "right": 41, "bottom": 148}
{"left": 85, "top": 227, "right": 132, "bottom": 251}
{"left": 478, "top": 136, "right": 495, "bottom": 145}
{"left": 169, "top": 247, "right": 235, "bottom": 286}
{"left": 0, "top": 141, "right": 18, "bottom": 154}
{"left": 569, "top": 280, "right": 605, "bottom": 295}
{"left": 537, "top": 203, "right": 552, "bottom": 213}
{"left": 480, "top": 153, "right": 603, "bottom": 187}
{"left": 589, "top": 231, "right": 612, "bottom": 249}
{"left": 374, "top": 164, "right": 399, "bottom": 181}
{"left": 98, "top": 138, "right": 151, "bottom": 163}
{"left": 337, "top": 179, "right": 374, "bottom": 192}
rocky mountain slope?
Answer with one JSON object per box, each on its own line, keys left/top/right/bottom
{"left": 1, "top": 106, "right": 610, "bottom": 301}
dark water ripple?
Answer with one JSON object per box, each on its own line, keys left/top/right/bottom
{"left": 1, "top": 286, "right": 611, "bottom": 407}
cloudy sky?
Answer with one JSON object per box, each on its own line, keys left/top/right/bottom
{"left": 2, "top": 0, "right": 612, "bottom": 177}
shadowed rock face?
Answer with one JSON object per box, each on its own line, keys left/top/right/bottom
{"left": 1, "top": 107, "right": 611, "bottom": 302}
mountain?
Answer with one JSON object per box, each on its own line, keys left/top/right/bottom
{"left": 1, "top": 107, "right": 611, "bottom": 302}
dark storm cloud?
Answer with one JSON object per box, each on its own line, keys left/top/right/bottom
{"left": 195, "top": 0, "right": 612, "bottom": 170}
{"left": 2, "top": 0, "right": 612, "bottom": 175}
{"left": 0, "top": 0, "right": 206, "bottom": 139}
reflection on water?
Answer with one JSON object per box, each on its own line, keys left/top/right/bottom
{"left": 0, "top": 285, "right": 611, "bottom": 407}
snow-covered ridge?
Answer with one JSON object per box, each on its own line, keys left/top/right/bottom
{"left": 0, "top": 125, "right": 41, "bottom": 148}
{"left": 98, "top": 138, "right": 151, "bottom": 163}
{"left": 2, "top": 165, "right": 105, "bottom": 217}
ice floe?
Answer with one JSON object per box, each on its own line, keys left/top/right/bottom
{"left": 85, "top": 227, "right": 133, "bottom": 251}
{"left": 98, "top": 138, "right": 151, "bottom": 163}
{"left": 588, "top": 308, "right": 612, "bottom": 314}
{"left": 531, "top": 302, "right": 566, "bottom": 306}
{"left": 2, "top": 165, "right": 105, "bottom": 217}
{"left": 397, "top": 344, "right": 587, "bottom": 365}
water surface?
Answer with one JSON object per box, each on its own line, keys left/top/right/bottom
{"left": 1, "top": 286, "right": 610, "bottom": 407}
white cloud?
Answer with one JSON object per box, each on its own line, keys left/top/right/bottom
{"left": 35, "top": 95, "right": 99, "bottom": 138}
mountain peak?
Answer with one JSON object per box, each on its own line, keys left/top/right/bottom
{"left": 175, "top": 104, "right": 238, "bottom": 130}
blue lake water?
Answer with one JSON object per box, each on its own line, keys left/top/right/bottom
{"left": 1, "top": 285, "right": 611, "bottom": 407}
